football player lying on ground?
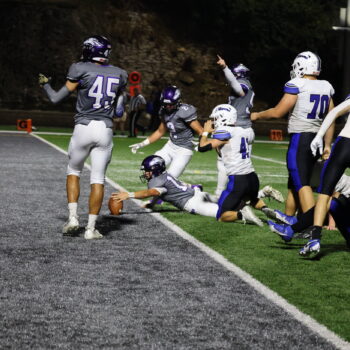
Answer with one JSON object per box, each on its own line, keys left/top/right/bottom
{"left": 111, "top": 155, "right": 262, "bottom": 225}
{"left": 198, "top": 104, "right": 282, "bottom": 226}
{"left": 267, "top": 174, "right": 350, "bottom": 253}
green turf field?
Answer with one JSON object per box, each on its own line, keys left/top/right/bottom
{"left": 37, "top": 133, "right": 350, "bottom": 342}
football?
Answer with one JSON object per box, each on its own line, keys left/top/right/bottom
{"left": 108, "top": 196, "right": 123, "bottom": 215}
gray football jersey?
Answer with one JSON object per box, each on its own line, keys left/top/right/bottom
{"left": 148, "top": 172, "right": 195, "bottom": 209}
{"left": 160, "top": 103, "right": 197, "bottom": 150}
{"left": 228, "top": 78, "right": 254, "bottom": 128}
{"left": 67, "top": 62, "right": 128, "bottom": 128}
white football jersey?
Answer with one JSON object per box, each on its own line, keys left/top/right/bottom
{"left": 213, "top": 126, "right": 255, "bottom": 175}
{"left": 285, "top": 77, "right": 334, "bottom": 134}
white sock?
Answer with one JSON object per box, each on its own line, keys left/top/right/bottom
{"left": 68, "top": 202, "right": 78, "bottom": 218}
{"left": 87, "top": 214, "right": 98, "bottom": 229}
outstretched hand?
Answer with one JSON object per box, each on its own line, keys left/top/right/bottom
{"left": 216, "top": 55, "right": 226, "bottom": 69}
{"left": 111, "top": 192, "right": 129, "bottom": 202}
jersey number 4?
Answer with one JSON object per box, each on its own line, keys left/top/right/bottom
{"left": 88, "top": 75, "right": 120, "bottom": 109}
{"left": 307, "top": 94, "right": 329, "bottom": 119}
{"left": 240, "top": 137, "right": 250, "bottom": 159}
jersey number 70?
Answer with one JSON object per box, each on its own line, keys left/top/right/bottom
{"left": 307, "top": 94, "right": 329, "bottom": 119}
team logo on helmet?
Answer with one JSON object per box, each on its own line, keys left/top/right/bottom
{"left": 210, "top": 104, "right": 238, "bottom": 129}
{"left": 140, "top": 155, "right": 166, "bottom": 182}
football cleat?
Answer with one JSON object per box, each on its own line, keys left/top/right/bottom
{"left": 268, "top": 220, "right": 294, "bottom": 242}
{"left": 62, "top": 215, "right": 79, "bottom": 235}
{"left": 299, "top": 239, "right": 321, "bottom": 258}
{"left": 84, "top": 227, "right": 103, "bottom": 240}
{"left": 259, "top": 185, "right": 284, "bottom": 203}
{"left": 240, "top": 206, "right": 264, "bottom": 227}
{"left": 261, "top": 207, "right": 278, "bottom": 220}
{"left": 274, "top": 209, "right": 297, "bottom": 225}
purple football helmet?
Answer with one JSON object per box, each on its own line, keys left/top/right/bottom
{"left": 160, "top": 85, "right": 181, "bottom": 114}
{"left": 140, "top": 155, "right": 166, "bottom": 182}
{"left": 81, "top": 35, "right": 112, "bottom": 63}
{"left": 231, "top": 63, "right": 250, "bottom": 79}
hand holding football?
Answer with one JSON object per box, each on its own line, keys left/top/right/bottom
{"left": 108, "top": 196, "right": 123, "bottom": 215}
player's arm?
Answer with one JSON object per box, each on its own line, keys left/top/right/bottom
{"left": 322, "top": 98, "right": 335, "bottom": 160}
{"left": 112, "top": 188, "right": 161, "bottom": 202}
{"left": 129, "top": 121, "right": 167, "bottom": 154}
{"left": 311, "top": 98, "right": 350, "bottom": 156}
{"left": 188, "top": 119, "right": 204, "bottom": 135}
{"left": 217, "top": 55, "right": 245, "bottom": 97}
{"left": 38, "top": 73, "right": 78, "bottom": 104}
{"left": 198, "top": 120, "right": 226, "bottom": 152}
{"left": 251, "top": 93, "right": 297, "bottom": 121}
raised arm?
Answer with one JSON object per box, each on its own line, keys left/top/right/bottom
{"left": 217, "top": 55, "right": 244, "bottom": 97}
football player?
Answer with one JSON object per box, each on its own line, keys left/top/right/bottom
{"left": 129, "top": 85, "right": 203, "bottom": 178}
{"left": 198, "top": 104, "right": 280, "bottom": 226}
{"left": 213, "top": 56, "right": 256, "bottom": 201}
{"left": 297, "top": 96, "right": 350, "bottom": 256}
{"left": 39, "top": 35, "right": 128, "bottom": 239}
{"left": 111, "top": 155, "right": 218, "bottom": 218}
{"left": 251, "top": 51, "right": 335, "bottom": 221}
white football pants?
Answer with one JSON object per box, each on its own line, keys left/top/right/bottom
{"left": 183, "top": 189, "right": 218, "bottom": 217}
{"left": 67, "top": 120, "right": 113, "bottom": 184}
{"left": 155, "top": 140, "right": 193, "bottom": 178}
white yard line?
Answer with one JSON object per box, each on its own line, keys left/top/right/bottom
{"left": 30, "top": 132, "right": 350, "bottom": 350}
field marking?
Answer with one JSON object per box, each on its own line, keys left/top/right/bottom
{"left": 252, "top": 155, "right": 286, "bottom": 165}
{"left": 30, "top": 132, "right": 350, "bottom": 350}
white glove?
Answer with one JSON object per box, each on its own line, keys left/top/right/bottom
{"left": 310, "top": 135, "right": 323, "bottom": 157}
{"left": 129, "top": 139, "right": 150, "bottom": 154}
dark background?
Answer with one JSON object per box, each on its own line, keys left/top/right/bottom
{"left": 0, "top": 0, "right": 346, "bottom": 117}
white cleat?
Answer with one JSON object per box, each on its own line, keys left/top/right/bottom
{"left": 240, "top": 206, "right": 264, "bottom": 227}
{"left": 259, "top": 185, "right": 284, "bottom": 203}
{"left": 84, "top": 227, "right": 103, "bottom": 240}
{"left": 62, "top": 216, "right": 79, "bottom": 235}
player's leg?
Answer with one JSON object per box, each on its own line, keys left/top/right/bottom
{"left": 217, "top": 175, "right": 263, "bottom": 226}
{"left": 166, "top": 146, "right": 193, "bottom": 178}
{"left": 287, "top": 133, "right": 318, "bottom": 213}
{"left": 63, "top": 125, "right": 92, "bottom": 235}
{"left": 329, "top": 195, "right": 350, "bottom": 248}
{"left": 214, "top": 156, "right": 228, "bottom": 200}
{"left": 301, "top": 137, "right": 350, "bottom": 256}
{"left": 85, "top": 122, "right": 113, "bottom": 239}
{"left": 183, "top": 190, "right": 218, "bottom": 217}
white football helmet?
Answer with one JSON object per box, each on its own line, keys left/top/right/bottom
{"left": 210, "top": 104, "right": 237, "bottom": 129}
{"left": 290, "top": 51, "right": 321, "bottom": 79}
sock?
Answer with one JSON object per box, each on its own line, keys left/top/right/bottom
{"left": 237, "top": 211, "right": 242, "bottom": 220}
{"left": 87, "top": 214, "right": 98, "bottom": 229}
{"left": 291, "top": 207, "right": 314, "bottom": 232}
{"left": 68, "top": 202, "right": 78, "bottom": 218}
{"left": 311, "top": 225, "right": 322, "bottom": 239}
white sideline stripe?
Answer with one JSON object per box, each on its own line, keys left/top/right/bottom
{"left": 30, "top": 133, "right": 350, "bottom": 350}
{"left": 252, "top": 154, "right": 286, "bottom": 165}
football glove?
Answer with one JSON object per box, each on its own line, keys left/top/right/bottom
{"left": 310, "top": 134, "right": 323, "bottom": 157}
{"left": 129, "top": 139, "right": 150, "bottom": 154}
{"left": 38, "top": 73, "right": 51, "bottom": 87}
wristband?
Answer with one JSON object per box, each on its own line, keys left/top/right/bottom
{"left": 202, "top": 132, "right": 209, "bottom": 137}
{"left": 127, "top": 192, "right": 135, "bottom": 198}
{"left": 141, "top": 138, "right": 150, "bottom": 147}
